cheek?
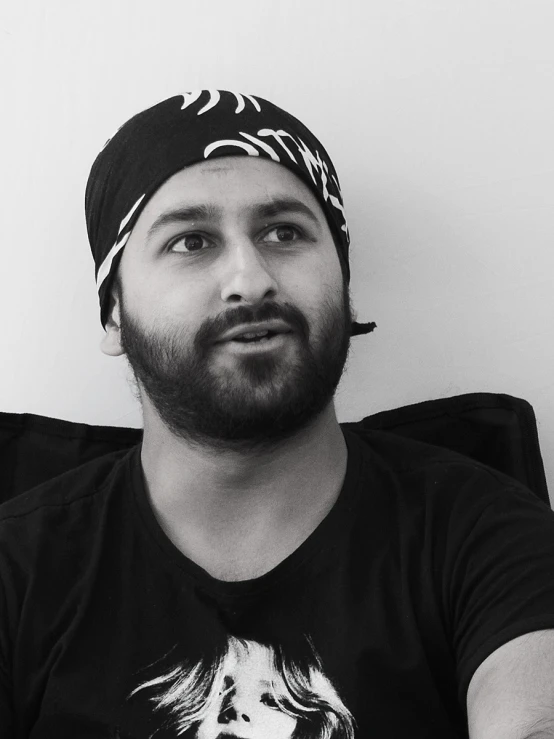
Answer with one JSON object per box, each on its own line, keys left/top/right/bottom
{"left": 134, "top": 278, "right": 206, "bottom": 331}
{"left": 303, "top": 252, "right": 343, "bottom": 297}
{"left": 285, "top": 262, "right": 335, "bottom": 310}
{"left": 194, "top": 704, "right": 219, "bottom": 738}
{"left": 256, "top": 705, "right": 297, "bottom": 733}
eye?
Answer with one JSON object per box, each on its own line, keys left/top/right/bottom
{"left": 168, "top": 233, "right": 210, "bottom": 254}
{"left": 167, "top": 224, "right": 304, "bottom": 254}
{"left": 261, "top": 224, "right": 303, "bottom": 243}
{"left": 261, "top": 692, "right": 279, "bottom": 708}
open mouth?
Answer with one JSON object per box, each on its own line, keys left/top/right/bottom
{"left": 231, "top": 331, "right": 282, "bottom": 343}
{"left": 223, "top": 332, "right": 293, "bottom": 352}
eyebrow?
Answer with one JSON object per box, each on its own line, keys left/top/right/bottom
{"left": 145, "top": 197, "right": 321, "bottom": 244}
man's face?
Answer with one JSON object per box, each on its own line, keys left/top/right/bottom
{"left": 105, "top": 156, "right": 354, "bottom": 453}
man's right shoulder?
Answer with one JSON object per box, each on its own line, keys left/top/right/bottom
{"left": 0, "top": 445, "right": 138, "bottom": 525}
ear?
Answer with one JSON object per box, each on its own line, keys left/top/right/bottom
{"left": 99, "top": 285, "right": 125, "bottom": 357}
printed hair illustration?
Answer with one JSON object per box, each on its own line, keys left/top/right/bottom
{"left": 129, "top": 635, "right": 355, "bottom": 738}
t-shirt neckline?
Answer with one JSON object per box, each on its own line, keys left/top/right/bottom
{"left": 130, "top": 426, "right": 367, "bottom": 601}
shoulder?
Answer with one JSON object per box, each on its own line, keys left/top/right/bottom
{"left": 0, "top": 444, "right": 138, "bottom": 528}
{"left": 342, "top": 421, "right": 539, "bottom": 507}
{"left": 342, "top": 422, "right": 553, "bottom": 563}
{"left": 0, "top": 444, "right": 139, "bottom": 614}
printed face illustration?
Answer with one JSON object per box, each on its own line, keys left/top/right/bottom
{"left": 196, "top": 642, "right": 297, "bottom": 739}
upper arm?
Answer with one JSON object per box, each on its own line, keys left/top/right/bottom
{"left": 0, "top": 604, "right": 14, "bottom": 735}
{"left": 0, "top": 686, "right": 14, "bottom": 738}
{"left": 467, "top": 629, "right": 554, "bottom": 739}
{"left": 0, "top": 591, "right": 14, "bottom": 737}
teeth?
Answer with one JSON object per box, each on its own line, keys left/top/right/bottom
{"left": 238, "top": 331, "right": 269, "bottom": 339}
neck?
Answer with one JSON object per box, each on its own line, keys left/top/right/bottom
{"left": 139, "top": 404, "right": 348, "bottom": 580}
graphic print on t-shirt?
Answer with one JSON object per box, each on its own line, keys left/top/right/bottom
{"left": 127, "top": 634, "right": 355, "bottom": 737}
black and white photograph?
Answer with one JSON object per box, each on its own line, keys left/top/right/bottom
{"left": 1, "top": 1, "right": 553, "bottom": 736}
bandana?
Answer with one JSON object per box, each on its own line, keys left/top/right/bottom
{"left": 85, "top": 89, "right": 376, "bottom": 336}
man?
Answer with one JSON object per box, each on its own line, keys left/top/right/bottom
{"left": 1, "top": 89, "right": 554, "bottom": 738}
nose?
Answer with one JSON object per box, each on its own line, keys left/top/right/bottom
{"left": 219, "top": 240, "right": 279, "bottom": 305}
{"left": 218, "top": 704, "right": 251, "bottom": 724}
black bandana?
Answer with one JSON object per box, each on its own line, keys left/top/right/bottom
{"left": 85, "top": 89, "right": 376, "bottom": 336}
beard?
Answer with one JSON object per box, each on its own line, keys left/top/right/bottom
{"left": 116, "top": 278, "right": 354, "bottom": 456}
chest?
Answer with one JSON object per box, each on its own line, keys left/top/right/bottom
{"left": 12, "top": 553, "right": 467, "bottom": 737}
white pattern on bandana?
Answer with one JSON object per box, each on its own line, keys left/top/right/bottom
{"left": 202, "top": 127, "right": 348, "bottom": 241}
{"left": 180, "top": 89, "right": 262, "bottom": 115}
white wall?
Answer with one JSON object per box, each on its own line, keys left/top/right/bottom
{"left": 1, "top": 0, "right": 553, "bottom": 497}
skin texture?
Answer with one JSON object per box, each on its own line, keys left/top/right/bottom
{"left": 101, "top": 156, "right": 356, "bottom": 581}
{"left": 466, "top": 630, "right": 554, "bottom": 739}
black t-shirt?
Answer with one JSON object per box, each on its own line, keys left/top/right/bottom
{"left": 2, "top": 424, "right": 554, "bottom": 738}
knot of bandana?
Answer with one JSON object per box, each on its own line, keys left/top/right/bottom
{"left": 85, "top": 89, "right": 376, "bottom": 337}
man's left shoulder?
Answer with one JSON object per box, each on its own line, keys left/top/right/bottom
{"left": 343, "top": 422, "right": 536, "bottom": 503}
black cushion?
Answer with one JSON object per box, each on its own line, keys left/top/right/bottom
{"left": 0, "top": 392, "right": 549, "bottom": 506}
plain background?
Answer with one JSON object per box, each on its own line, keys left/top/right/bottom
{"left": 1, "top": 0, "right": 553, "bottom": 499}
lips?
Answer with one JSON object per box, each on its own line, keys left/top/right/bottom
{"left": 232, "top": 331, "right": 277, "bottom": 343}
{"left": 216, "top": 321, "right": 293, "bottom": 343}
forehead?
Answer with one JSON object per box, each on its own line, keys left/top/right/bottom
{"left": 138, "top": 156, "right": 325, "bottom": 222}
{"left": 225, "top": 640, "right": 275, "bottom": 676}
